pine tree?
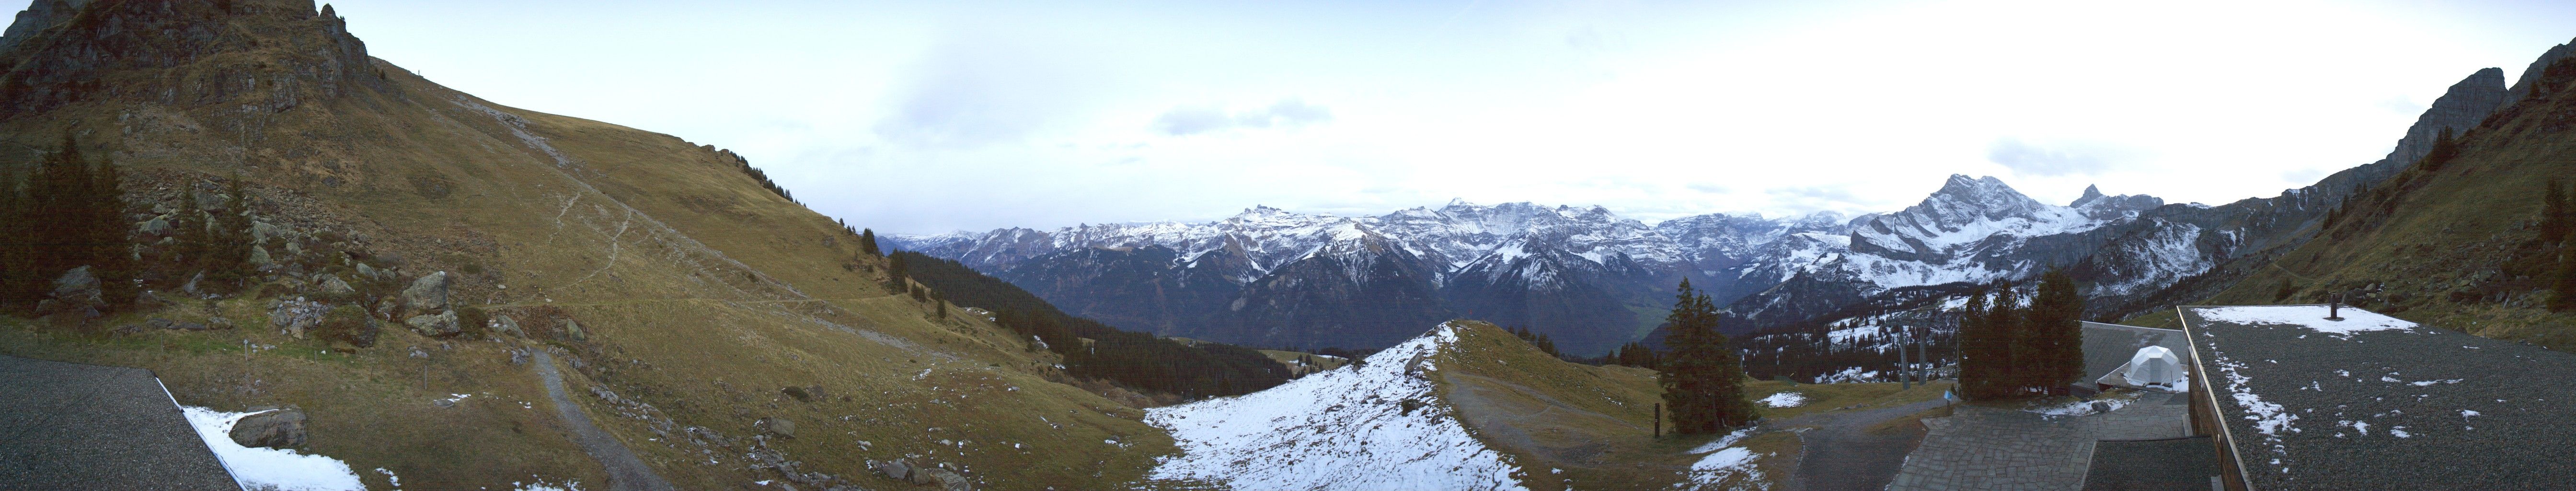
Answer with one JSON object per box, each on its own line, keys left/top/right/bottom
{"left": 1660, "top": 279, "right": 1757, "bottom": 434}
{"left": 86, "top": 152, "right": 135, "bottom": 306}
{"left": 0, "top": 167, "right": 32, "bottom": 307}
{"left": 2554, "top": 231, "right": 2576, "bottom": 312}
{"left": 859, "top": 228, "right": 881, "bottom": 257}
{"left": 204, "top": 175, "right": 255, "bottom": 291}
{"left": 886, "top": 251, "right": 910, "bottom": 294}
{"left": 2544, "top": 178, "right": 2570, "bottom": 246}
{"left": 2026, "top": 269, "right": 2085, "bottom": 395}
{"left": 1957, "top": 288, "right": 2001, "bottom": 398}
{"left": 2421, "top": 128, "right": 2460, "bottom": 171}
{"left": 170, "top": 183, "right": 208, "bottom": 269}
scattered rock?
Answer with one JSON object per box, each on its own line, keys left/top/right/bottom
{"left": 247, "top": 246, "right": 273, "bottom": 268}
{"left": 268, "top": 299, "right": 329, "bottom": 339}
{"left": 134, "top": 289, "right": 178, "bottom": 309}
{"left": 147, "top": 318, "right": 176, "bottom": 330}
{"left": 228, "top": 409, "right": 308, "bottom": 449}
{"left": 404, "top": 311, "right": 460, "bottom": 337}
{"left": 871, "top": 459, "right": 912, "bottom": 481}
{"left": 782, "top": 386, "right": 822, "bottom": 402}
{"left": 47, "top": 266, "right": 104, "bottom": 312}
{"left": 491, "top": 315, "right": 524, "bottom": 338}
{"left": 756, "top": 417, "right": 795, "bottom": 439}
{"left": 137, "top": 217, "right": 172, "bottom": 236}
{"left": 113, "top": 323, "right": 145, "bottom": 335}
{"left": 561, "top": 319, "right": 587, "bottom": 342}
{"left": 317, "top": 275, "right": 356, "bottom": 300}
{"left": 181, "top": 270, "right": 207, "bottom": 295}
{"left": 251, "top": 221, "right": 284, "bottom": 245}
{"left": 919, "top": 468, "right": 969, "bottom": 491}
{"left": 402, "top": 271, "right": 451, "bottom": 314}
{"left": 208, "top": 316, "right": 234, "bottom": 330}
{"left": 353, "top": 262, "right": 379, "bottom": 281}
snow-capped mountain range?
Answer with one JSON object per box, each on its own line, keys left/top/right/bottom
{"left": 896, "top": 65, "right": 2512, "bottom": 356}
{"left": 892, "top": 175, "right": 2172, "bottom": 355}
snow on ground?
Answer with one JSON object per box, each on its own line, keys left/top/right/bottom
{"left": 1811, "top": 366, "right": 1882, "bottom": 384}
{"left": 2195, "top": 305, "right": 2416, "bottom": 337}
{"left": 2024, "top": 393, "right": 2136, "bottom": 418}
{"left": 1144, "top": 323, "right": 1528, "bottom": 491}
{"left": 181, "top": 406, "right": 366, "bottom": 491}
{"left": 1757, "top": 392, "right": 1808, "bottom": 408}
{"left": 1682, "top": 428, "right": 1768, "bottom": 489}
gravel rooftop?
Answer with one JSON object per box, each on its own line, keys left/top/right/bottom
{"left": 2179, "top": 305, "right": 2576, "bottom": 491}
{"left": 0, "top": 354, "right": 241, "bottom": 490}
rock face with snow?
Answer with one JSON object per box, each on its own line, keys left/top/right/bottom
{"left": 1142, "top": 322, "right": 1529, "bottom": 491}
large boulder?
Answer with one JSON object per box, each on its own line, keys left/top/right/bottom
{"left": 49, "top": 266, "right": 103, "bottom": 307}
{"left": 316, "top": 275, "right": 357, "bottom": 300}
{"left": 921, "top": 468, "right": 969, "bottom": 491}
{"left": 137, "top": 216, "right": 172, "bottom": 236}
{"left": 561, "top": 319, "right": 588, "bottom": 342}
{"left": 247, "top": 246, "right": 273, "bottom": 268}
{"left": 871, "top": 459, "right": 912, "bottom": 481}
{"left": 229, "top": 409, "right": 308, "bottom": 449}
{"left": 404, "top": 311, "right": 460, "bottom": 337}
{"left": 491, "top": 314, "right": 525, "bottom": 338}
{"left": 401, "top": 271, "right": 451, "bottom": 315}
{"left": 755, "top": 417, "right": 795, "bottom": 439}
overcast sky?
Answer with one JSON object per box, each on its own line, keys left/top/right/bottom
{"left": 318, "top": 0, "right": 2576, "bottom": 234}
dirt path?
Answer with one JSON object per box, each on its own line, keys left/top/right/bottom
{"left": 531, "top": 351, "right": 676, "bottom": 491}
{"left": 1773, "top": 399, "right": 1946, "bottom": 491}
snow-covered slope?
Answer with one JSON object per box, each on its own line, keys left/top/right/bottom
{"left": 1144, "top": 322, "right": 1529, "bottom": 491}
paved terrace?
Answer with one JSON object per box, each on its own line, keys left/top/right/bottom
{"left": 2180, "top": 304, "right": 2576, "bottom": 490}
{"left": 1887, "top": 391, "right": 2192, "bottom": 491}
{"left": 0, "top": 354, "right": 241, "bottom": 490}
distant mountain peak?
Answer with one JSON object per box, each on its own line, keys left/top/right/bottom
{"left": 2075, "top": 185, "right": 2105, "bottom": 205}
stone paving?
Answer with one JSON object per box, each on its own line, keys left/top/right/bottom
{"left": 1886, "top": 392, "right": 2188, "bottom": 491}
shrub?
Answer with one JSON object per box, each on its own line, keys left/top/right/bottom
{"left": 320, "top": 304, "right": 377, "bottom": 348}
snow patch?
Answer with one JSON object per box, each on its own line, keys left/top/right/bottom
{"left": 2195, "top": 305, "right": 2417, "bottom": 337}
{"left": 1757, "top": 392, "right": 1808, "bottom": 409}
{"left": 181, "top": 406, "right": 366, "bottom": 491}
{"left": 1144, "top": 322, "right": 1526, "bottom": 491}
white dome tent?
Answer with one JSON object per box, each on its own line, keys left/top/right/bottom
{"left": 2122, "top": 346, "right": 2185, "bottom": 389}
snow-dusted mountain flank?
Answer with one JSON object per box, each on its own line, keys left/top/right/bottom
{"left": 897, "top": 66, "right": 2512, "bottom": 356}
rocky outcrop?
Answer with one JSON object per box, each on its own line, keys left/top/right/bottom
{"left": 754, "top": 417, "right": 794, "bottom": 439}
{"left": 2504, "top": 38, "right": 2576, "bottom": 108}
{"left": 0, "top": 0, "right": 89, "bottom": 54}
{"left": 36, "top": 266, "right": 104, "bottom": 318}
{"left": 229, "top": 408, "right": 308, "bottom": 449}
{"left": 401, "top": 271, "right": 451, "bottom": 315}
{"left": 403, "top": 311, "right": 459, "bottom": 338}
{"left": 316, "top": 275, "right": 356, "bottom": 300}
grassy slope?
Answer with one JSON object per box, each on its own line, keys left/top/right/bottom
{"left": 1429, "top": 321, "right": 1954, "bottom": 490}
{"left": 0, "top": 2, "right": 1174, "bottom": 489}
{"left": 2174, "top": 66, "right": 2576, "bottom": 352}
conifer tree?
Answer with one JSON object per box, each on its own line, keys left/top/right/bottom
{"left": 2026, "top": 269, "right": 2085, "bottom": 394}
{"left": 86, "top": 152, "right": 135, "bottom": 306}
{"left": 886, "top": 251, "right": 910, "bottom": 294}
{"left": 204, "top": 176, "right": 256, "bottom": 290}
{"left": 2421, "top": 128, "right": 2460, "bottom": 170}
{"left": 2554, "top": 231, "right": 2576, "bottom": 312}
{"left": 1660, "top": 279, "right": 1757, "bottom": 433}
{"left": 2544, "top": 178, "right": 2571, "bottom": 246}
{"left": 0, "top": 168, "right": 31, "bottom": 306}
{"left": 859, "top": 228, "right": 881, "bottom": 257}
{"left": 170, "top": 183, "right": 208, "bottom": 269}
{"left": 1957, "top": 288, "right": 2003, "bottom": 398}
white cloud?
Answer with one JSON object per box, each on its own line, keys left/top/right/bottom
{"left": 319, "top": 0, "right": 2576, "bottom": 233}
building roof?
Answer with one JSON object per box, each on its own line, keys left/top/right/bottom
{"left": 2178, "top": 304, "right": 2576, "bottom": 490}
{"left": 0, "top": 354, "right": 240, "bottom": 490}
{"left": 2081, "top": 321, "right": 2190, "bottom": 385}
{"left": 2082, "top": 436, "right": 2220, "bottom": 491}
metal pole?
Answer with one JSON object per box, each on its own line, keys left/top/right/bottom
{"left": 1899, "top": 325, "right": 1911, "bottom": 390}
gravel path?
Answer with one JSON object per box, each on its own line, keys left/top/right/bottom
{"left": 1772, "top": 398, "right": 1946, "bottom": 491}
{"left": 531, "top": 351, "right": 675, "bottom": 491}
